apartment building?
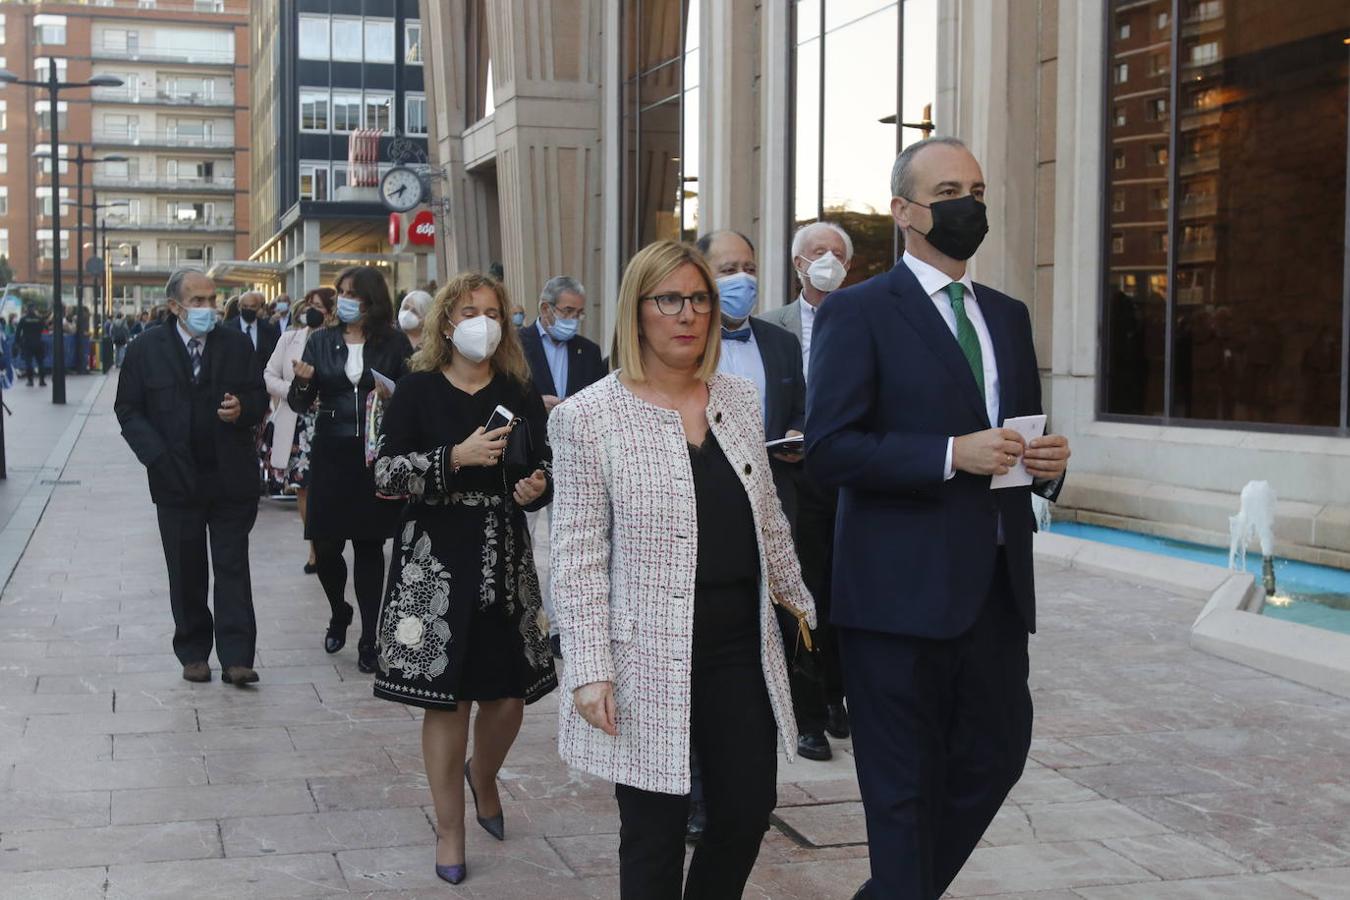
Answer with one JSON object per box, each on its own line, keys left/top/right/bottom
{"left": 0, "top": 0, "right": 250, "bottom": 310}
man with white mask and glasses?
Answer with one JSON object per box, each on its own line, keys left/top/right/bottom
{"left": 758, "top": 220, "right": 854, "bottom": 760}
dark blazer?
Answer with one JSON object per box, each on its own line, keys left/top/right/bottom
{"left": 115, "top": 319, "right": 268, "bottom": 506}
{"left": 519, "top": 322, "right": 607, "bottom": 399}
{"left": 231, "top": 317, "right": 280, "bottom": 372}
{"left": 288, "top": 326, "right": 412, "bottom": 438}
{"left": 744, "top": 318, "right": 807, "bottom": 525}
{"left": 805, "top": 261, "right": 1061, "bottom": 640}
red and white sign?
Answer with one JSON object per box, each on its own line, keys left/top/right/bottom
{"left": 387, "top": 213, "right": 401, "bottom": 247}
{"left": 409, "top": 210, "right": 436, "bottom": 247}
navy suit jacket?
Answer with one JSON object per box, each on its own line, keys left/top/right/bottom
{"left": 744, "top": 317, "right": 806, "bottom": 525}
{"left": 805, "top": 260, "right": 1059, "bottom": 640}
{"left": 519, "top": 324, "right": 607, "bottom": 400}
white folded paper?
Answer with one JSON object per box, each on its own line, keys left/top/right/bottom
{"left": 990, "top": 414, "right": 1047, "bottom": 490}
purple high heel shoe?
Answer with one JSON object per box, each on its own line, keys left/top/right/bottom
{"left": 435, "top": 863, "right": 467, "bottom": 885}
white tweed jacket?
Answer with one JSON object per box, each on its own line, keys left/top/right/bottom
{"left": 549, "top": 372, "right": 816, "bottom": 795}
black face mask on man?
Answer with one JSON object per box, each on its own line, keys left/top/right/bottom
{"left": 240, "top": 308, "right": 258, "bottom": 324}
{"left": 905, "top": 194, "right": 989, "bottom": 261}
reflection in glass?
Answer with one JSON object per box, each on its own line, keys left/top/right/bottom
{"left": 1101, "top": 0, "right": 1171, "bottom": 417}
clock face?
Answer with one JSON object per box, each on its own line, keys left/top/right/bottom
{"left": 381, "top": 167, "right": 423, "bottom": 212}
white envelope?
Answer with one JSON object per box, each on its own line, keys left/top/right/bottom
{"left": 990, "top": 414, "right": 1047, "bottom": 490}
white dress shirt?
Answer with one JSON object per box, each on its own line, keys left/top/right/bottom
{"left": 900, "top": 252, "right": 1000, "bottom": 480}
{"left": 798, "top": 296, "right": 819, "bottom": 381}
{"left": 716, "top": 322, "right": 768, "bottom": 428}
{"left": 536, "top": 319, "right": 571, "bottom": 400}
{"left": 239, "top": 317, "right": 258, "bottom": 349}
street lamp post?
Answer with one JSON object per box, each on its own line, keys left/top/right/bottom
{"left": 0, "top": 62, "right": 122, "bottom": 404}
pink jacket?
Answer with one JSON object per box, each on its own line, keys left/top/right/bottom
{"left": 263, "top": 327, "right": 312, "bottom": 468}
{"left": 549, "top": 373, "right": 815, "bottom": 795}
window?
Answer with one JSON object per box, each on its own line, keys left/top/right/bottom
{"left": 1114, "top": 105, "right": 1126, "bottom": 127}
{"left": 103, "top": 29, "right": 140, "bottom": 54}
{"left": 35, "top": 14, "right": 67, "bottom": 45}
{"left": 1191, "top": 41, "right": 1219, "bottom": 65}
{"left": 1151, "top": 144, "right": 1168, "bottom": 166}
{"left": 1114, "top": 63, "right": 1129, "bottom": 84}
{"left": 1157, "top": 11, "right": 1170, "bottom": 29}
{"left": 331, "top": 91, "right": 362, "bottom": 132}
{"left": 332, "top": 163, "right": 349, "bottom": 192}
{"left": 1150, "top": 188, "right": 1170, "bottom": 210}
{"left": 1113, "top": 191, "right": 1126, "bottom": 213}
{"left": 35, "top": 101, "right": 69, "bottom": 131}
{"left": 33, "top": 57, "right": 68, "bottom": 81}
{"left": 1148, "top": 53, "right": 1169, "bottom": 77}
{"left": 0, "top": 101, "right": 6, "bottom": 132}
{"left": 1111, "top": 232, "right": 1124, "bottom": 254}
{"left": 1118, "top": 21, "right": 1131, "bottom": 40}
{"left": 1148, "top": 98, "right": 1167, "bottom": 121}
{"left": 300, "top": 89, "right": 330, "bottom": 132}
{"left": 103, "top": 113, "right": 139, "bottom": 139}
{"left": 1114, "top": 149, "right": 1126, "bottom": 170}
{"left": 299, "top": 14, "right": 330, "bottom": 60}
{"left": 364, "top": 92, "right": 393, "bottom": 133}
{"left": 195, "top": 0, "right": 225, "bottom": 11}
{"left": 0, "top": 15, "right": 5, "bottom": 45}
{"left": 0, "top": 144, "right": 7, "bottom": 176}
{"left": 0, "top": 187, "right": 7, "bottom": 217}
{"left": 405, "top": 21, "right": 423, "bottom": 64}
{"left": 364, "top": 19, "right": 394, "bottom": 63}
{"left": 35, "top": 186, "right": 70, "bottom": 217}
{"left": 35, "top": 143, "right": 70, "bottom": 175}
{"left": 37, "top": 230, "right": 71, "bottom": 260}
{"left": 299, "top": 163, "right": 329, "bottom": 201}
{"left": 332, "top": 17, "right": 362, "bottom": 61}
{"left": 405, "top": 93, "right": 428, "bottom": 134}
{"left": 0, "top": 229, "right": 8, "bottom": 261}
{"left": 1152, "top": 231, "right": 1168, "bottom": 253}
{"left": 102, "top": 159, "right": 131, "bottom": 180}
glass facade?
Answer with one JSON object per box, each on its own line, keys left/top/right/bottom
{"left": 1102, "top": 0, "right": 1349, "bottom": 429}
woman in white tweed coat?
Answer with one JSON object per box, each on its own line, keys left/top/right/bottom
{"left": 550, "top": 240, "right": 816, "bottom": 898}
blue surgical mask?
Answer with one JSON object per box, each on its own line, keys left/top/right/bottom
{"left": 511, "top": 311, "right": 525, "bottom": 327}
{"left": 336, "top": 296, "right": 363, "bottom": 324}
{"left": 183, "top": 306, "right": 217, "bottom": 337}
{"left": 716, "top": 272, "right": 758, "bottom": 322}
{"left": 546, "top": 314, "right": 579, "bottom": 342}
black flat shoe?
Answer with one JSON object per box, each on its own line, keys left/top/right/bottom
{"left": 357, "top": 643, "right": 378, "bottom": 673}
{"left": 797, "top": 732, "right": 832, "bottom": 761}
{"left": 826, "top": 702, "right": 851, "bottom": 740}
{"left": 324, "top": 604, "right": 354, "bottom": 654}
{"left": 465, "top": 759, "right": 505, "bottom": 841}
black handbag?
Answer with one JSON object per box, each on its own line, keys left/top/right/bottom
{"left": 502, "top": 416, "right": 534, "bottom": 483}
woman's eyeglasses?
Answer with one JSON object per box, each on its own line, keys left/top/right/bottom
{"left": 641, "top": 292, "right": 713, "bottom": 316}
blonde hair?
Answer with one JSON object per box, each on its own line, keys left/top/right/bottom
{"left": 410, "top": 272, "right": 531, "bottom": 383}
{"left": 613, "top": 240, "right": 721, "bottom": 382}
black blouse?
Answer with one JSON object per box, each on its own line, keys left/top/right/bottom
{"left": 689, "top": 433, "right": 762, "bottom": 670}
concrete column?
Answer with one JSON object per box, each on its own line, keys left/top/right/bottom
{"left": 757, "top": 0, "right": 792, "bottom": 310}
{"left": 300, "top": 220, "right": 321, "bottom": 294}
{"left": 701, "top": 0, "right": 759, "bottom": 242}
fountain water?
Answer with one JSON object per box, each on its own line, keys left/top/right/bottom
{"left": 1229, "top": 480, "right": 1277, "bottom": 595}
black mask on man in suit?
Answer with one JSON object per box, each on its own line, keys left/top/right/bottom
{"left": 906, "top": 194, "right": 989, "bottom": 261}
{"left": 240, "top": 309, "right": 258, "bottom": 324}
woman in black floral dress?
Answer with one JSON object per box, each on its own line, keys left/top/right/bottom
{"left": 372, "top": 272, "right": 556, "bottom": 885}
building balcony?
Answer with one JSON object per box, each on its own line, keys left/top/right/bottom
{"left": 91, "top": 87, "right": 235, "bottom": 108}
{"left": 90, "top": 46, "right": 236, "bottom": 66}
{"left": 1178, "top": 239, "right": 1217, "bottom": 263}
{"left": 1178, "top": 150, "right": 1219, "bottom": 176}
{"left": 1180, "top": 195, "right": 1218, "bottom": 218}
{"left": 92, "top": 174, "right": 237, "bottom": 193}
{"left": 107, "top": 258, "right": 181, "bottom": 276}
{"left": 92, "top": 131, "right": 238, "bottom": 150}
{"left": 102, "top": 216, "right": 237, "bottom": 233}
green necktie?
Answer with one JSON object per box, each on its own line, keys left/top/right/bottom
{"left": 945, "top": 282, "right": 985, "bottom": 396}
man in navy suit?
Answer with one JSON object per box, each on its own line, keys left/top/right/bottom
{"left": 234, "top": 291, "right": 280, "bottom": 374}
{"left": 806, "top": 137, "right": 1070, "bottom": 899}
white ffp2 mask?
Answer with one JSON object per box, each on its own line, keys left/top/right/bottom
{"left": 451, "top": 316, "right": 502, "bottom": 363}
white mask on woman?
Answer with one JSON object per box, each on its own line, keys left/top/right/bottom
{"left": 397, "top": 309, "right": 421, "bottom": 331}
{"left": 450, "top": 315, "right": 502, "bottom": 363}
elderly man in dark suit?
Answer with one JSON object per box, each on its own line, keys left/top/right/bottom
{"left": 232, "top": 290, "right": 280, "bottom": 372}
{"left": 115, "top": 269, "right": 269, "bottom": 687}
{"left": 807, "top": 137, "right": 1071, "bottom": 899}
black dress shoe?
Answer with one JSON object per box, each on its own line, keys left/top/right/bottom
{"left": 325, "top": 604, "right": 354, "bottom": 654}
{"left": 826, "top": 702, "right": 851, "bottom": 739}
{"left": 797, "top": 732, "right": 832, "bottom": 761}
{"left": 685, "top": 799, "right": 707, "bottom": 845}
{"left": 357, "top": 644, "right": 378, "bottom": 673}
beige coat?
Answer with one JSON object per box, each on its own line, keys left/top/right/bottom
{"left": 549, "top": 373, "right": 815, "bottom": 795}
{"left": 263, "top": 327, "right": 312, "bottom": 469}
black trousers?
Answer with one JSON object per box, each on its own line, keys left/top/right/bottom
{"left": 841, "top": 553, "right": 1033, "bottom": 899}
{"left": 156, "top": 498, "right": 259, "bottom": 668}
{"left": 615, "top": 662, "right": 778, "bottom": 900}
{"left": 788, "top": 474, "right": 844, "bottom": 735}
{"left": 20, "top": 345, "right": 45, "bottom": 383}
{"left": 312, "top": 538, "right": 385, "bottom": 649}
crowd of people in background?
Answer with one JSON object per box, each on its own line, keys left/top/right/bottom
{"left": 110, "top": 138, "right": 1071, "bottom": 899}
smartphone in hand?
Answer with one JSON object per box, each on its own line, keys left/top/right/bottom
{"left": 485, "top": 404, "right": 515, "bottom": 432}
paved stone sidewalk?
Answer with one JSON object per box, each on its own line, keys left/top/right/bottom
{"left": 1, "top": 373, "right": 1348, "bottom": 899}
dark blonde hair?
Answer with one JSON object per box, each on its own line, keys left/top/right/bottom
{"left": 411, "top": 272, "right": 531, "bottom": 383}
{"left": 613, "top": 240, "right": 721, "bottom": 381}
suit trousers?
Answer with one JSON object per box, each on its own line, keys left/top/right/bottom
{"left": 614, "top": 660, "right": 778, "bottom": 900}
{"left": 841, "top": 551, "right": 1032, "bottom": 899}
{"left": 156, "top": 497, "right": 259, "bottom": 669}
{"left": 788, "top": 474, "right": 844, "bottom": 735}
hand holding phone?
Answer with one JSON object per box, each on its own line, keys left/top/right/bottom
{"left": 454, "top": 424, "right": 511, "bottom": 468}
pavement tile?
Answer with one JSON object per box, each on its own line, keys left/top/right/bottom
{"left": 204, "top": 746, "right": 396, "bottom": 784}
{"left": 24, "top": 709, "right": 199, "bottom": 737}
{"left": 285, "top": 718, "right": 422, "bottom": 751}
{"left": 337, "top": 839, "right": 572, "bottom": 892}
{"left": 12, "top": 755, "right": 207, "bottom": 792}
{"left": 220, "top": 807, "right": 433, "bottom": 857}
{"left": 0, "top": 867, "right": 110, "bottom": 900}
{"left": 1015, "top": 799, "right": 1171, "bottom": 843}
{"left": 0, "top": 733, "right": 112, "bottom": 765}
{"left": 113, "top": 726, "right": 295, "bottom": 759}
{"left": 1073, "top": 874, "right": 1312, "bottom": 899}
{"left": 308, "top": 772, "right": 434, "bottom": 813}
{"left": 105, "top": 852, "right": 347, "bottom": 899}
{"left": 945, "top": 841, "right": 1157, "bottom": 896}
{"left": 1271, "top": 866, "right": 1350, "bottom": 896}
{"left": 773, "top": 801, "right": 867, "bottom": 847}
{"left": 1099, "top": 832, "right": 1250, "bottom": 880}
{"left": 0, "top": 820, "right": 221, "bottom": 872}
{"left": 111, "top": 780, "right": 317, "bottom": 825}
{"left": 0, "top": 790, "right": 111, "bottom": 832}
